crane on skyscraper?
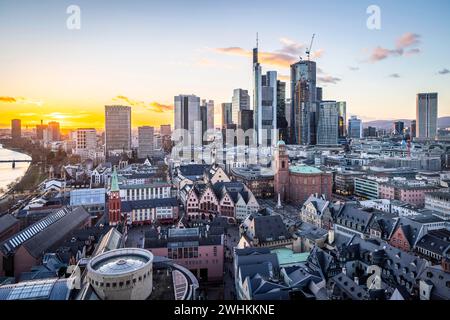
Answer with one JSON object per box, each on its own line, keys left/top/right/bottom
{"left": 306, "top": 33, "right": 316, "bottom": 61}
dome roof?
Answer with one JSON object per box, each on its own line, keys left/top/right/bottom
{"left": 277, "top": 140, "right": 286, "bottom": 146}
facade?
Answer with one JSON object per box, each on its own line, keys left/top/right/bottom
{"left": 379, "top": 181, "right": 440, "bottom": 207}
{"left": 354, "top": 177, "right": 380, "bottom": 200}
{"left": 348, "top": 116, "right": 362, "bottom": 139}
{"left": 146, "top": 227, "right": 224, "bottom": 282}
{"left": 47, "top": 121, "right": 61, "bottom": 141}
{"left": 174, "top": 94, "right": 201, "bottom": 141}
{"left": 105, "top": 105, "right": 132, "bottom": 155}
{"left": 300, "top": 195, "right": 334, "bottom": 230}
{"left": 274, "top": 141, "right": 332, "bottom": 204}
{"left": 260, "top": 71, "right": 278, "bottom": 146}
{"left": 317, "top": 101, "right": 339, "bottom": 145}
{"left": 86, "top": 248, "right": 154, "bottom": 300}
{"left": 425, "top": 192, "right": 450, "bottom": 220}
{"left": 221, "top": 102, "right": 233, "bottom": 127}
{"left": 108, "top": 170, "right": 122, "bottom": 226}
{"left": 416, "top": 93, "right": 438, "bottom": 139}
{"left": 290, "top": 60, "right": 317, "bottom": 145}
{"left": 276, "top": 80, "right": 289, "bottom": 142}
{"left": 122, "top": 198, "right": 179, "bottom": 225}
{"left": 394, "top": 121, "right": 405, "bottom": 135}
{"left": 137, "top": 126, "right": 155, "bottom": 159}
{"left": 232, "top": 89, "right": 250, "bottom": 126}
{"left": 11, "top": 119, "right": 21, "bottom": 140}
{"left": 230, "top": 166, "right": 274, "bottom": 199}
{"left": 411, "top": 120, "right": 417, "bottom": 138}
{"left": 337, "top": 102, "right": 347, "bottom": 138}
{"left": 74, "top": 128, "right": 97, "bottom": 158}
{"left": 238, "top": 109, "right": 254, "bottom": 132}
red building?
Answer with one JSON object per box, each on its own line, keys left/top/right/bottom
{"left": 389, "top": 226, "right": 413, "bottom": 252}
{"left": 274, "top": 141, "right": 332, "bottom": 205}
{"left": 108, "top": 169, "right": 122, "bottom": 226}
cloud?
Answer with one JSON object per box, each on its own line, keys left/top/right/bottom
{"left": 367, "top": 32, "right": 421, "bottom": 63}
{"left": 113, "top": 95, "right": 173, "bottom": 113}
{"left": 389, "top": 73, "right": 401, "bottom": 78}
{"left": 396, "top": 33, "right": 421, "bottom": 49}
{"left": 317, "top": 75, "right": 341, "bottom": 84}
{"left": 213, "top": 38, "right": 324, "bottom": 69}
{"left": 438, "top": 68, "right": 450, "bottom": 75}
{"left": 0, "top": 96, "right": 43, "bottom": 106}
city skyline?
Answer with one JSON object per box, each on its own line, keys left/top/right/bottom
{"left": 1, "top": 0, "right": 450, "bottom": 130}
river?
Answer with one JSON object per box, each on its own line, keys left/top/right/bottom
{"left": 0, "top": 146, "right": 32, "bottom": 196}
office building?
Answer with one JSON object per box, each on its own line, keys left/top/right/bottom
{"left": 221, "top": 103, "right": 232, "bottom": 127}
{"left": 260, "top": 71, "right": 278, "bottom": 146}
{"left": 317, "top": 101, "right": 339, "bottom": 145}
{"left": 75, "top": 128, "right": 97, "bottom": 156}
{"left": 138, "top": 126, "right": 155, "bottom": 159}
{"left": 201, "top": 99, "right": 214, "bottom": 132}
{"left": 36, "top": 120, "right": 47, "bottom": 140}
{"left": 416, "top": 93, "right": 438, "bottom": 139}
{"left": 160, "top": 124, "right": 171, "bottom": 137}
{"left": 410, "top": 120, "right": 417, "bottom": 138}
{"left": 105, "top": 105, "right": 132, "bottom": 155}
{"left": 394, "top": 121, "right": 405, "bottom": 136}
{"left": 348, "top": 116, "right": 363, "bottom": 139}
{"left": 238, "top": 109, "right": 254, "bottom": 132}
{"left": 200, "top": 103, "right": 207, "bottom": 139}
{"left": 231, "top": 89, "right": 250, "bottom": 126}
{"left": 290, "top": 59, "right": 317, "bottom": 145}
{"left": 337, "top": 102, "right": 347, "bottom": 138}
{"left": 47, "top": 121, "right": 61, "bottom": 141}
{"left": 276, "top": 80, "right": 288, "bottom": 142}
{"left": 174, "top": 94, "right": 201, "bottom": 140}
{"left": 11, "top": 119, "right": 21, "bottom": 140}
{"left": 364, "top": 126, "right": 377, "bottom": 138}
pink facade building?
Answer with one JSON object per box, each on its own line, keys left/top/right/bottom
{"left": 379, "top": 182, "right": 440, "bottom": 207}
{"left": 145, "top": 227, "right": 224, "bottom": 282}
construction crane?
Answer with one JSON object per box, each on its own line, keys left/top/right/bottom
{"left": 306, "top": 33, "right": 316, "bottom": 61}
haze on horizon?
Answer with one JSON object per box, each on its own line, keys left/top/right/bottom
{"left": 0, "top": 0, "right": 449, "bottom": 130}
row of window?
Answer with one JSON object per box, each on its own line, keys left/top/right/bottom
{"left": 88, "top": 270, "right": 151, "bottom": 288}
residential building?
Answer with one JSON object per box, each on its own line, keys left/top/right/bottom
{"left": 379, "top": 180, "right": 440, "bottom": 207}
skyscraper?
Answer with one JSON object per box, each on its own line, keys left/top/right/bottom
{"left": 238, "top": 109, "right": 254, "bottom": 132}
{"left": 200, "top": 99, "right": 215, "bottom": 132}
{"left": 290, "top": 60, "right": 317, "bottom": 145}
{"left": 337, "top": 102, "right": 347, "bottom": 138}
{"left": 348, "top": 116, "right": 363, "bottom": 139}
{"left": 36, "top": 120, "right": 47, "bottom": 140}
{"left": 317, "top": 101, "right": 339, "bottom": 145}
{"left": 11, "top": 119, "right": 21, "bottom": 140}
{"left": 232, "top": 89, "right": 250, "bottom": 126}
{"left": 252, "top": 42, "right": 263, "bottom": 146}
{"left": 138, "top": 126, "right": 155, "bottom": 159}
{"left": 160, "top": 124, "right": 171, "bottom": 137}
{"left": 410, "top": 120, "right": 417, "bottom": 138}
{"left": 261, "top": 71, "right": 278, "bottom": 146}
{"left": 47, "top": 121, "right": 61, "bottom": 141}
{"left": 416, "top": 93, "right": 438, "bottom": 139}
{"left": 200, "top": 103, "right": 207, "bottom": 141}
{"left": 105, "top": 105, "right": 132, "bottom": 155}
{"left": 276, "top": 80, "right": 288, "bottom": 142}
{"left": 393, "top": 121, "right": 405, "bottom": 136}
{"left": 221, "top": 103, "right": 232, "bottom": 128}
{"left": 174, "top": 94, "right": 201, "bottom": 142}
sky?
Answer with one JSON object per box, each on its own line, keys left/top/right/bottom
{"left": 0, "top": 0, "right": 449, "bottom": 130}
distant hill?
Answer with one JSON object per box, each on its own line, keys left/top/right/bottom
{"left": 364, "top": 117, "right": 450, "bottom": 130}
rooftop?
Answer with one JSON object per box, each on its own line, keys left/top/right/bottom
{"left": 289, "top": 165, "right": 323, "bottom": 175}
{"left": 271, "top": 248, "right": 309, "bottom": 266}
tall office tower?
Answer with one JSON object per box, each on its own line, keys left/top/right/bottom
{"left": 348, "top": 116, "right": 363, "bottom": 139}
{"left": 260, "top": 71, "right": 278, "bottom": 146}
{"left": 160, "top": 124, "right": 171, "bottom": 137}
{"left": 238, "top": 109, "right": 254, "bottom": 132}
{"left": 393, "top": 121, "right": 405, "bottom": 135}
{"left": 105, "top": 105, "right": 132, "bottom": 155}
{"left": 410, "top": 120, "right": 417, "bottom": 138}
{"left": 200, "top": 103, "right": 208, "bottom": 141}
{"left": 252, "top": 42, "right": 263, "bottom": 146}
{"left": 221, "top": 103, "right": 232, "bottom": 127}
{"left": 317, "top": 101, "right": 339, "bottom": 145}
{"left": 364, "top": 126, "right": 377, "bottom": 138}
{"left": 232, "top": 89, "right": 250, "bottom": 126}
{"left": 75, "top": 128, "right": 97, "bottom": 156}
{"left": 174, "top": 94, "right": 201, "bottom": 141}
{"left": 11, "top": 119, "right": 21, "bottom": 140}
{"left": 206, "top": 100, "right": 215, "bottom": 131}
{"left": 290, "top": 60, "right": 317, "bottom": 145}
{"left": 416, "top": 93, "right": 438, "bottom": 139}
{"left": 48, "top": 121, "right": 61, "bottom": 141}
{"left": 276, "top": 80, "right": 288, "bottom": 142}
{"left": 137, "top": 126, "right": 155, "bottom": 159}
{"left": 337, "top": 102, "right": 347, "bottom": 138}
{"left": 316, "top": 87, "right": 323, "bottom": 102}
{"left": 36, "top": 120, "right": 47, "bottom": 140}
{"left": 285, "top": 98, "right": 292, "bottom": 140}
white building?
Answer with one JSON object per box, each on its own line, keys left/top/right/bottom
{"left": 74, "top": 128, "right": 97, "bottom": 159}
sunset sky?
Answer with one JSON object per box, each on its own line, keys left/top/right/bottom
{"left": 1, "top": 0, "right": 449, "bottom": 130}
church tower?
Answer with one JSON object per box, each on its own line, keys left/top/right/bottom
{"left": 274, "top": 140, "right": 289, "bottom": 202}
{"left": 108, "top": 169, "right": 122, "bottom": 226}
